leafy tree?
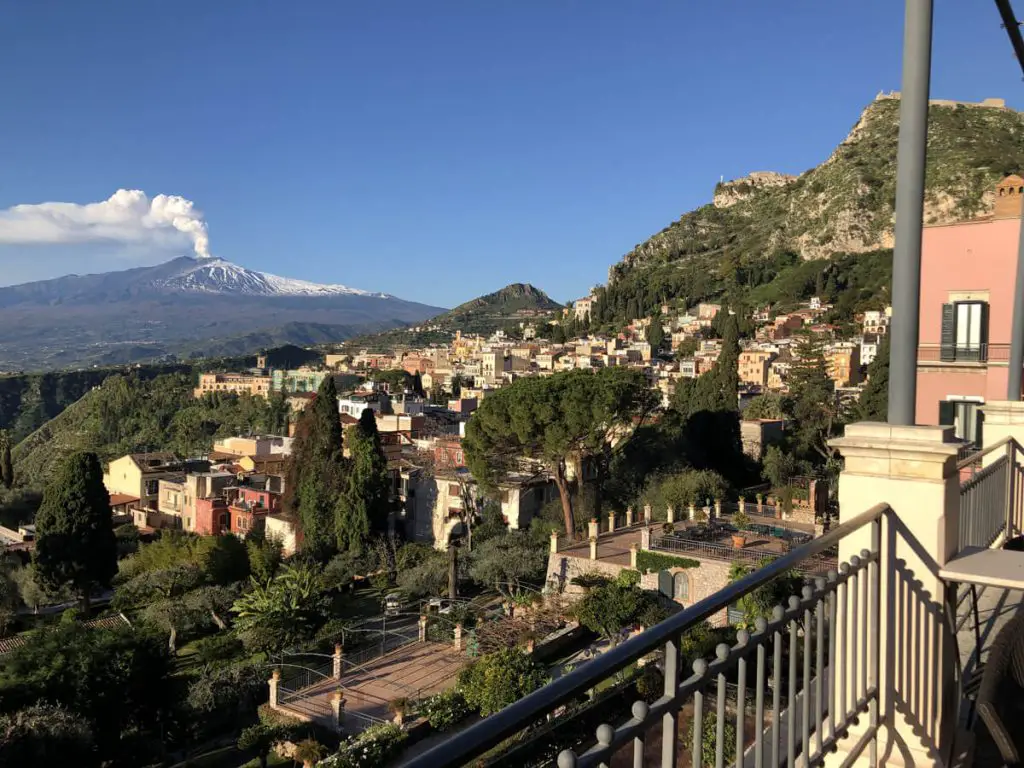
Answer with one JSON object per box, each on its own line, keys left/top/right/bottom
{"left": 672, "top": 315, "right": 744, "bottom": 479}
{"left": 643, "top": 468, "right": 729, "bottom": 515}
{"left": 0, "top": 622, "right": 172, "bottom": 762}
{"left": 231, "top": 563, "right": 328, "bottom": 652}
{"left": 742, "top": 393, "right": 788, "bottom": 421}
{"left": 464, "top": 368, "right": 656, "bottom": 535}
{"left": 185, "top": 661, "right": 268, "bottom": 742}
{"left": 787, "top": 332, "right": 840, "bottom": 463}
{"left": 0, "top": 703, "right": 96, "bottom": 766}
{"left": 457, "top": 648, "right": 547, "bottom": 716}
{"left": 856, "top": 333, "right": 890, "bottom": 421}
{"left": 467, "top": 532, "right": 546, "bottom": 605}
{"left": 11, "top": 562, "right": 71, "bottom": 614}
{"left": 412, "top": 371, "right": 425, "bottom": 396}
{"left": 0, "top": 430, "right": 12, "bottom": 489}
{"left": 549, "top": 323, "right": 566, "bottom": 344}
{"left": 199, "top": 533, "right": 250, "bottom": 586}
{"left": 727, "top": 560, "right": 804, "bottom": 628}
{"left": 247, "top": 536, "right": 284, "bottom": 583}
{"left": 33, "top": 452, "right": 117, "bottom": 613}
{"left": 761, "top": 445, "right": 802, "bottom": 491}
{"left": 335, "top": 409, "right": 390, "bottom": 553}
{"left": 284, "top": 375, "right": 346, "bottom": 558}
{"left": 397, "top": 551, "right": 453, "bottom": 598}
{"left": 572, "top": 581, "right": 663, "bottom": 645}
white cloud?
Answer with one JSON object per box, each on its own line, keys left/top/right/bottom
{"left": 0, "top": 189, "right": 211, "bottom": 258}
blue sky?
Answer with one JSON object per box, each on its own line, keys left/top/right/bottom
{"left": 0, "top": 1, "right": 1020, "bottom": 307}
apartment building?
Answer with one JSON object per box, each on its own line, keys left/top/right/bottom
{"left": 738, "top": 350, "right": 776, "bottom": 387}
{"left": 825, "top": 342, "right": 862, "bottom": 388}
{"left": 915, "top": 175, "right": 1024, "bottom": 444}
{"left": 104, "top": 452, "right": 183, "bottom": 509}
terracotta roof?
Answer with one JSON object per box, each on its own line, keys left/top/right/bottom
{"left": 208, "top": 450, "right": 241, "bottom": 461}
{"left": 108, "top": 493, "right": 139, "bottom": 507}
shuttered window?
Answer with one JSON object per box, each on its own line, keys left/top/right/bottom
{"left": 939, "top": 399, "right": 984, "bottom": 445}
{"left": 940, "top": 301, "right": 988, "bottom": 361}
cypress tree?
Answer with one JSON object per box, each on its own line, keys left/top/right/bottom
{"left": 33, "top": 451, "right": 117, "bottom": 613}
{"left": 857, "top": 334, "right": 889, "bottom": 421}
{"left": 284, "top": 375, "right": 345, "bottom": 558}
{"left": 0, "top": 430, "right": 12, "bottom": 489}
{"left": 646, "top": 312, "right": 665, "bottom": 353}
{"left": 335, "top": 408, "right": 390, "bottom": 553}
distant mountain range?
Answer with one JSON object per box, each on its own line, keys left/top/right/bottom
{"left": 0, "top": 256, "right": 444, "bottom": 370}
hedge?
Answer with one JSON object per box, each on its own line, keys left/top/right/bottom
{"left": 635, "top": 550, "right": 701, "bottom": 574}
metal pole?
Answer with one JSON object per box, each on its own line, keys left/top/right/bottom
{"left": 887, "top": 0, "right": 934, "bottom": 424}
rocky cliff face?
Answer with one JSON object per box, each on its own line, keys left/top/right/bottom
{"left": 712, "top": 172, "right": 797, "bottom": 209}
{"left": 610, "top": 94, "right": 1024, "bottom": 282}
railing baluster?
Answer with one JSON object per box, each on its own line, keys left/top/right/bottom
{"left": 814, "top": 577, "right": 826, "bottom": 761}
{"left": 787, "top": 600, "right": 798, "bottom": 768}
{"left": 838, "top": 563, "right": 849, "bottom": 725}
{"left": 754, "top": 618, "right": 767, "bottom": 768}
{"left": 693, "top": 659, "right": 707, "bottom": 768}
{"left": 734, "top": 632, "right": 748, "bottom": 768}
{"left": 801, "top": 587, "right": 813, "bottom": 764}
{"left": 595, "top": 724, "right": 613, "bottom": 768}
{"left": 826, "top": 570, "right": 838, "bottom": 743}
{"left": 663, "top": 638, "right": 679, "bottom": 768}
{"left": 772, "top": 606, "right": 784, "bottom": 768}
{"left": 632, "top": 701, "right": 648, "bottom": 768}
{"left": 860, "top": 553, "right": 869, "bottom": 702}
{"left": 716, "top": 644, "right": 728, "bottom": 768}
{"left": 849, "top": 557, "right": 860, "bottom": 707}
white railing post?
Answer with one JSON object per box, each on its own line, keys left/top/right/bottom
{"left": 828, "top": 422, "right": 960, "bottom": 767}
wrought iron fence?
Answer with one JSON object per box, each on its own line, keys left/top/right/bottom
{"left": 956, "top": 437, "right": 1024, "bottom": 551}
{"left": 405, "top": 505, "right": 888, "bottom": 768}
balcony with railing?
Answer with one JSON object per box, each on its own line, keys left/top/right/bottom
{"left": 404, "top": 422, "right": 1024, "bottom": 768}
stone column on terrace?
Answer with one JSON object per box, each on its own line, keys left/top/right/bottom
{"left": 418, "top": 614, "right": 428, "bottom": 642}
{"left": 332, "top": 643, "right": 343, "bottom": 680}
{"left": 625, "top": 506, "right": 634, "bottom": 527}
{"left": 268, "top": 669, "right": 280, "bottom": 709}
{"left": 643, "top": 504, "right": 652, "bottom": 524}
{"left": 550, "top": 529, "right": 559, "bottom": 554}
{"left": 588, "top": 518, "right": 599, "bottom": 541}
{"left": 589, "top": 536, "right": 598, "bottom": 560}
{"left": 666, "top": 505, "right": 675, "bottom": 525}
{"left": 331, "top": 690, "right": 345, "bottom": 729}
{"left": 640, "top": 525, "right": 651, "bottom": 551}
{"left": 607, "top": 510, "right": 616, "bottom": 533}
{"left": 629, "top": 542, "right": 639, "bottom": 569}
{"left": 828, "top": 422, "right": 960, "bottom": 767}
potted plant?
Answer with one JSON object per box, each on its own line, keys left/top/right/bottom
{"left": 732, "top": 507, "right": 751, "bottom": 549}
{"left": 388, "top": 697, "right": 409, "bottom": 727}
{"left": 292, "top": 739, "right": 327, "bottom": 768}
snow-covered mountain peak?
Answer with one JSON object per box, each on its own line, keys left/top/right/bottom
{"left": 155, "top": 257, "right": 389, "bottom": 298}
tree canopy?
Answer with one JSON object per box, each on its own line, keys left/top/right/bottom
{"left": 33, "top": 451, "right": 117, "bottom": 612}
{"left": 335, "top": 408, "right": 390, "bottom": 553}
{"left": 464, "top": 368, "right": 656, "bottom": 535}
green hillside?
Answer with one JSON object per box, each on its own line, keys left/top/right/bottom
{"left": 592, "top": 95, "right": 1024, "bottom": 327}
{"left": 11, "top": 373, "right": 289, "bottom": 488}
{"left": 431, "top": 283, "right": 561, "bottom": 333}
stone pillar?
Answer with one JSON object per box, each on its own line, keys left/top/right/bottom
{"left": 714, "top": 499, "right": 722, "bottom": 518}
{"left": 756, "top": 495, "right": 764, "bottom": 515}
{"left": 550, "top": 529, "right": 559, "bottom": 554}
{"left": 827, "top": 422, "right": 960, "bottom": 767}
{"left": 640, "top": 525, "right": 651, "bottom": 551}
{"left": 666, "top": 505, "right": 675, "bottom": 525}
{"left": 688, "top": 503, "right": 696, "bottom": 521}
{"left": 454, "top": 623, "right": 463, "bottom": 651}
{"left": 589, "top": 536, "right": 598, "bottom": 560}
{"left": 418, "top": 614, "right": 427, "bottom": 642}
{"left": 588, "top": 518, "right": 599, "bottom": 541}
{"left": 629, "top": 542, "right": 639, "bottom": 569}
{"left": 607, "top": 510, "right": 616, "bottom": 533}
{"left": 268, "top": 669, "right": 280, "bottom": 709}
{"left": 980, "top": 400, "right": 1024, "bottom": 466}
{"left": 332, "top": 643, "right": 343, "bottom": 680}
{"left": 331, "top": 689, "right": 345, "bottom": 729}
{"left": 625, "top": 506, "right": 634, "bottom": 527}
{"left": 643, "top": 504, "right": 652, "bottom": 524}
{"left": 738, "top": 498, "right": 746, "bottom": 516}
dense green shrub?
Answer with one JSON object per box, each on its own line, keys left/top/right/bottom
{"left": 416, "top": 689, "right": 471, "bottom": 730}
{"left": 324, "top": 722, "right": 407, "bottom": 768}
{"left": 635, "top": 550, "right": 700, "bottom": 574}
{"left": 458, "top": 649, "right": 547, "bottom": 716}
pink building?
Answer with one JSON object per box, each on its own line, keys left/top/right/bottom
{"left": 915, "top": 175, "right": 1024, "bottom": 443}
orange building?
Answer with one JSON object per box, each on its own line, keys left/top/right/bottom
{"left": 738, "top": 350, "right": 776, "bottom": 387}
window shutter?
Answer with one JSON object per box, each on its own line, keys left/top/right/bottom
{"left": 940, "top": 304, "right": 955, "bottom": 361}
{"left": 938, "top": 400, "right": 956, "bottom": 426}
{"left": 980, "top": 302, "right": 990, "bottom": 361}
{"left": 975, "top": 407, "right": 985, "bottom": 447}
{"left": 658, "top": 570, "right": 673, "bottom": 598}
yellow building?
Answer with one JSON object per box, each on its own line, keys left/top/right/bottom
{"left": 825, "top": 343, "right": 862, "bottom": 388}
{"left": 103, "top": 452, "right": 182, "bottom": 509}
{"left": 194, "top": 373, "right": 272, "bottom": 399}
{"left": 738, "top": 350, "right": 776, "bottom": 387}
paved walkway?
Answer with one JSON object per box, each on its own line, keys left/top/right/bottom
{"left": 279, "top": 640, "right": 468, "bottom": 732}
